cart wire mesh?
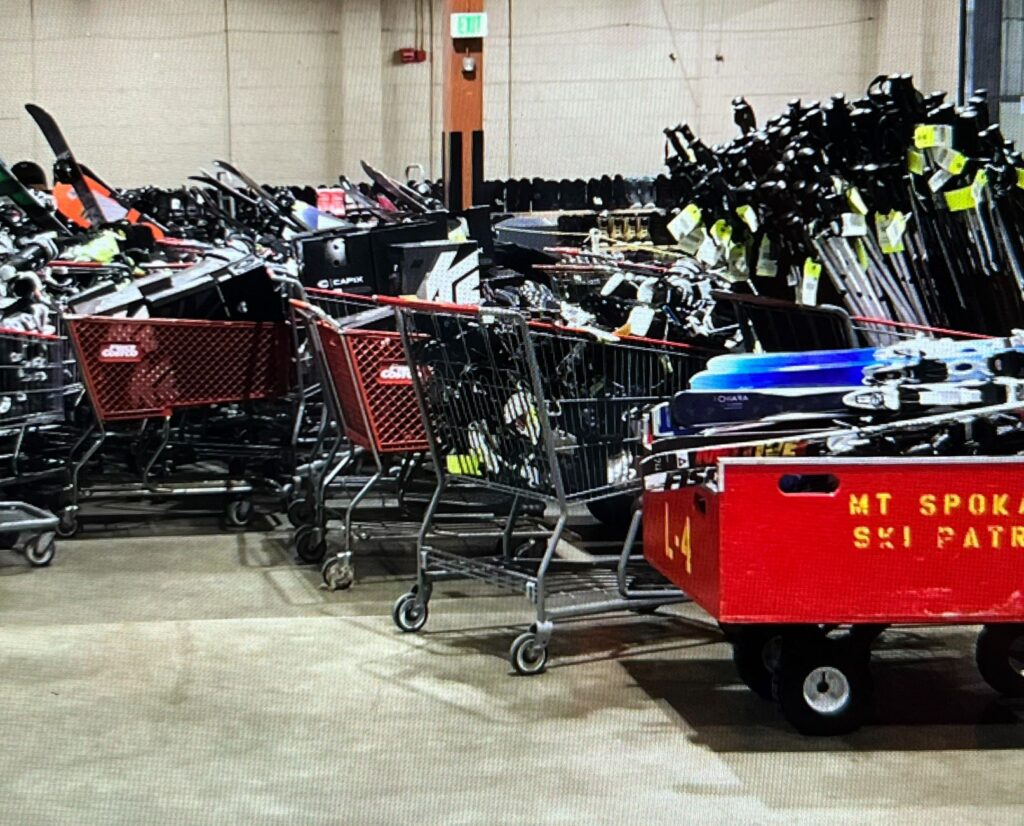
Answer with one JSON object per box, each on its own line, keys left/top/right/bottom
{"left": 67, "top": 316, "right": 293, "bottom": 422}
{"left": 397, "top": 304, "right": 713, "bottom": 504}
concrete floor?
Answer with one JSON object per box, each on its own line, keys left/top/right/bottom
{"left": 2, "top": 515, "right": 1024, "bottom": 825}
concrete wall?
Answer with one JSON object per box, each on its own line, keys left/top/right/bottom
{"left": 0, "top": 0, "right": 962, "bottom": 187}
{"left": 386, "top": 0, "right": 963, "bottom": 180}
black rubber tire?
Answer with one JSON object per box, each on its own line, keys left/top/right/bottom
{"left": 286, "top": 498, "right": 313, "bottom": 529}
{"left": 294, "top": 526, "right": 327, "bottom": 564}
{"left": 773, "top": 635, "right": 870, "bottom": 736}
{"left": 732, "top": 627, "right": 783, "bottom": 700}
{"left": 392, "top": 592, "right": 428, "bottom": 633}
{"left": 224, "top": 499, "right": 253, "bottom": 528}
{"left": 976, "top": 624, "right": 1024, "bottom": 697}
{"left": 55, "top": 510, "right": 78, "bottom": 539}
{"left": 585, "top": 495, "right": 636, "bottom": 534}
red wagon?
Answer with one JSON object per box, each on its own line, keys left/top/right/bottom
{"left": 644, "top": 456, "right": 1024, "bottom": 734}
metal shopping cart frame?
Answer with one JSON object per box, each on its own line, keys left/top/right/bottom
{"left": 61, "top": 313, "right": 296, "bottom": 535}
{"left": 391, "top": 301, "right": 712, "bottom": 674}
{"left": 0, "top": 323, "right": 73, "bottom": 566}
{"left": 288, "top": 297, "right": 428, "bottom": 585}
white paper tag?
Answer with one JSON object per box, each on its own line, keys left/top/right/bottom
{"left": 679, "top": 227, "right": 705, "bottom": 255}
{"left": 627, "top": 305, "right": 656, "bottom": 337}
{"left": 840, "top": 213, "right": 868, "bottom": 237}
{"left": 755, "top": 236, "right": 777, "bottom": 277}
{"left": 667, "top": 204, "right": 702, "bottom": 241}
{"left": 636, "top": 276, "right": 658, "bottom": 304}
{"left": 928, "top": 168, "right": 953, "bottom": 192}
{"left": 736, "top": 204, "right": 759, "bottom": 232}
{"left": 800, "top": 258, "right": 822, "bottom": 305}
{"left": 600, "top": 272, "right": 625, "bottom": 296}
{"left": 696, "top": 231, "right": 721, "bottom": 265}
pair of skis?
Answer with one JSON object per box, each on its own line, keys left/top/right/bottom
{"left": 642, "top": 392, "right": 1024, "bottom": 479}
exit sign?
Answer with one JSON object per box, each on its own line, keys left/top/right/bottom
{"left": 451, "top": 12, "right": 487, "bottom": 38}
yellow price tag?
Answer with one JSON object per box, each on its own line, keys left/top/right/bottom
{"left": 736, "top": 204, "right": 759, "bottom": 232}
{"left": 710, "top": 219, "right": 732, "bottom": 244}
{"left": 667, "top": 203, "right": 702, "bottom": 242}
{"left": 847, "top": 187, "right": 868, "bottom": 216}
{"left": 801, "top": 258, "right": 822, "bottom": 305}
{"left": 944, "top": 185, "right": 977, "bottom": 212}
{"left": 907, "top": 149, "right": 926, "bottom": 175}
{"left": 914, "top": 124, "right": 952, "bottom": 149}
{"left": 914, "top": 125, "right": 936, "bottom": 148}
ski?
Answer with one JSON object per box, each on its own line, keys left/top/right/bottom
{"left": 188, "top": 175, "right": 261, "bottom": 208}
{"left": 671, "top": 387, "right": 857, "bottom": 427}
{"left": 211, "top": 159, "right": 307, "bottom": 233}
{"left": 360, "top": 160, "right": 442, "bottom": 213}
{"left": 641, "top": 394, "right": 1024, "bottom": 478}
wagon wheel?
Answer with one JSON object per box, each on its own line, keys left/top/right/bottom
{"left": 731, "top": 626, "right": 784, "bottom": 700}
{"left": 772, "top": 632, "right": 872, "bottom": 736}
{"left": 976, "top": 624, "right": 1024, "bottom": 697}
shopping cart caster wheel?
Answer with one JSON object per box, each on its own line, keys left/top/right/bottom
{"left": 731, "top": 627, "right": 783, "bottom": 700}
{"left": 294, "top": 526, "right": 327, "bottom": 564}
{"left": 286, "top": 498, "right": 313, "bottom": 528}
{"left": 321, "top": 556, "right": 355, "bottom": 591}
{"left": 56, "top": 510, "right": 78, "bottom": 539}
{"left": 510, "top": 632, "right": 548, "bottom": 676}
{"left": 392, "top": 592, "right": 428, "bottom": 633}
{"left": 224, "top": 499, "right": 253, "bottom": 528}
{"left": 976, "top": 624, "right": 1024, "bottom": 697}
{"left": 772, "top": 636, "right": 869, "bottom": 736}
{"left": 25, "top": 535, "right": 55, "bottom": 568}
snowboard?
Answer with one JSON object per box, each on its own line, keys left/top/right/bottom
{"left": 25, "top": 103, "right": 108, "bottom": 226}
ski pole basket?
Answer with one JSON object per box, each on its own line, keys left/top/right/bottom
{"left": 66, "top": 316, "right": 293, "bottom": 422}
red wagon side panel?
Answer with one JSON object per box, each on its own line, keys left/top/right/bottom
{"left": 645, "top": 458, "right": 1024, "bottom": 626}
{"left": 645, "top": 483, "right": 720, "bottom": 618}
{"left": 68, "top": 316, "right": 292, "bottom": 422}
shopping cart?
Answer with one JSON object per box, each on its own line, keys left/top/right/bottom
{"left": 288, "top": 297, "right": 427, "bottom": 585}
{"left": 0, "top": 324, "right": 71, "bottom": 566}
{"left": 390, "top": 301, "right": 712, "bottom": 674}
{"left": 61, "top": 314, "right": 294, "bottom": 535}
{"left": 643, "top": 454, "right": 1024, "bottom": 734}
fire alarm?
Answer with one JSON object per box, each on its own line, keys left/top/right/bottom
{"left": 397, "top": 48, "right": 428, "bottom": 64}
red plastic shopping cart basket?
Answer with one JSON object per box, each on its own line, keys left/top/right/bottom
{"left": 66, "top": 316, "right": 293, "bottom": 422}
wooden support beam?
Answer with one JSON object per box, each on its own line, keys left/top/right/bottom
{"left": 442, "top": 0, "right": 485, "bottom": 212}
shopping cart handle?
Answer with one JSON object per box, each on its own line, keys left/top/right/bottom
{"left": 374, "top": 295, "right": 480, "bottom": 313}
